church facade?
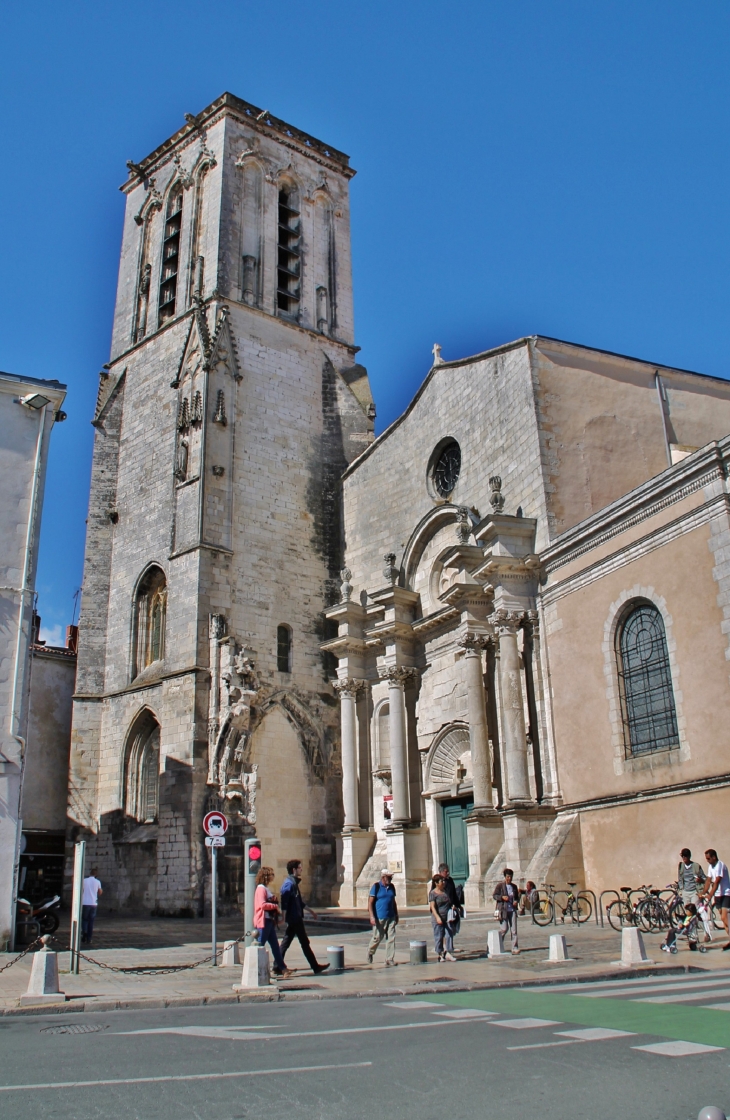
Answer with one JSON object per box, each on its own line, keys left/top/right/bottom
{"left": 327, "top": 337, "right": 730, "bottom": 905}
{"left": 69, "top": 92, "right": 730, "bottom": 914}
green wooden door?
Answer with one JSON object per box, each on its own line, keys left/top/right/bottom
{"left": 441, "top": 799, "right": 473, "bottom": 885}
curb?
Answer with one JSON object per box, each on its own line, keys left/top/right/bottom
{"left": 0, "top": 962, "right": 706, "bottom": 1017}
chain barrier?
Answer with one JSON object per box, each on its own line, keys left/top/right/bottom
{"left": 0, "top": 937, "right": 43, "bottom": 974}
{"left": 47, "top": 932, "right": 250, "bottom": 976}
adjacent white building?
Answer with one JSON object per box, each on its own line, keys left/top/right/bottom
{"left": 0, "top": 371, "right": 66, "bottom": 948}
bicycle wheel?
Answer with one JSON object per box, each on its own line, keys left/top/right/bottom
{"left": 668, "top": 898, "right": 686, "bottom": 930}
{"left": 531, "top": 893, "right": 554, "bottom": 926}
{"left": 607, "top": 899, "right": 632, "bottom": 930}
{"left": 637, "top": 897, "right": 666, "bottom": 932}
{"left": 575, "top": 894, "right": 593, "bottom": 923}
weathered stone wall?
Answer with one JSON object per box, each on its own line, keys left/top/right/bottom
{"left": 22, "top": 647, "right": 77, "bottom": 832}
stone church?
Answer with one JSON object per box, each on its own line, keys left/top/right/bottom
{"left": 69, "top": 91, "right": 730, "bottom": 914}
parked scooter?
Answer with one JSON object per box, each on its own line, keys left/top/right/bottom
{"left": 15, "top": 894, "right": 61, "bottom": 942}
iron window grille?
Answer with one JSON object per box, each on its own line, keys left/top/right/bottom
{"left": 277, "top": 624, "right": 292, "bottom": 673}
{"left": 433, "top": 441, "right": 461, "bottom": 498}
{"left": 615, "top": 602, "right": 679, "bottom": 757}
{"left": 159, "top": 189, "right": 183, "bottom": 324}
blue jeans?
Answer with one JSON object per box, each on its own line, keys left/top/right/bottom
{"left": 258, "top": 919, "right": 286, "bottom": 972}
{"left": 81, "top": 905, "right": 97, "bottom": 943}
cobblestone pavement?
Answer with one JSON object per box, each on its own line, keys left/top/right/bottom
{"left": 3, "top": 908, "right": 728, "bottom": 1014}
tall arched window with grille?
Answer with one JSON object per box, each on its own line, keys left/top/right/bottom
{"left": 277, "top": 184, "right": 301, "bottom": 319}
{"left": 124, "top": 714, "right": 160, "bottom": 823}
{"left": 132, "top": 567, "right": 167, "bottom": 679}
{"left": 277, "top": 624, "right": 292, "bottom": 673}
{"left": 615, "top": 601, "right": 679, "bottom": 757}
{"left": 159, "top": 186, "right": 183, "bottom": 324}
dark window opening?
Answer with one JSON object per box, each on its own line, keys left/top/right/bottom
{"left": 616, "top": 602, "right": 679, "bottom": 757}
{"left": 277, "top": 624, "right": 292, "bottom": 673}
{"left": 432, "top": 440, "right": 461, "bottom": 498}
{"left": 277, "top": 188, "right": 300, "bottom": 319}
{"left": 159, "top": 189, "right": 183, "bottom": 324}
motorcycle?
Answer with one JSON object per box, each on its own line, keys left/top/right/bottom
{"left": 15, "top": 894, "right": 61, "bottom": 942}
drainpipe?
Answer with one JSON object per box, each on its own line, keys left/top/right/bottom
{"left": 655, "top": 372, "right": 672, "bottom": 469}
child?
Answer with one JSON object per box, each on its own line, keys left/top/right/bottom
{"left": 662, "top": 903, "right": 699, "bottom": 953}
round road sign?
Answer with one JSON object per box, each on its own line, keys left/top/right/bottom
{"left": 203, "top": 811, "right": 228, "bottom": 837}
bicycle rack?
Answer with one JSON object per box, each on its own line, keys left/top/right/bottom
{"left": 580, "top": 888, "right": 600, "bottom": 927}
{"left": 599, "top": 889, "right": 622, "bottom": 929}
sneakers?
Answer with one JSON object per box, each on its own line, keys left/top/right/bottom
{"left": 437, "top": 954, "right": 445, "bottom": 963}
{"left": 313, "top": 963, "right": 330, "bottom": 974}
{"left": 511, "top": 948, "right": 521, "bottom": 955}
{"left": 443, "top": 952, "right": 457, "bottom": 962}
{"left": 366, "top": 952, "right": 374, "bottom": 965}
{"left": 274, "top": 968, "right": 294, "bottom": 979}
{"left": 385, "top": 960, "right": 398, "bottom": 967}
{"left": 661, "top": 944, "right": 671, "bottom": 953}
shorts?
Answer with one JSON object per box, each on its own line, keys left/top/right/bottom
{"left": 715, "top": 896, "right": 730, "bottom": 909}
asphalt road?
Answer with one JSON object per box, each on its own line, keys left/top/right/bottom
{"left": 3, "top": 971, "right": 730, "bottom": 1120}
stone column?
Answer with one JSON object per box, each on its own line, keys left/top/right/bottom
{"left": 460, "top": 635, "right": 493, "bottom": 809}
{"left": 379, "top": 667, "right": 417, "bottom": 823}
{"left": 334, "top": 679, "right": 362, "bottom": 830}
{"left": 493, "top": 611, "right": 532, "bottom": 804}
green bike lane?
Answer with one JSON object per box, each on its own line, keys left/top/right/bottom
{"left": 412, "top": 986, "right": 730, "bottom": 1048}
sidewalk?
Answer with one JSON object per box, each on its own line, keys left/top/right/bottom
{"left": 2, "top": 908, "right": 727, "bottom": 1016}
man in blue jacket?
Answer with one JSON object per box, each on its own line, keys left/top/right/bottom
{"left": 280, "top": 860, "right": 330, "bottom": 974}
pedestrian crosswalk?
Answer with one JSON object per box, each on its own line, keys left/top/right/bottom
{"left": 534, "top": 968, "right": 730, "bottom": 1009}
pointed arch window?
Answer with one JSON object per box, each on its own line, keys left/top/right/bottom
{"left": 615, "top": 601, "right": 679, "bottom": 756}
{"left": 277, "top": 185, "right": 301, "bottom": 319}
{"left": 159, "top": 186, "right": 183, "bottom": 324}
{"left": 132, "top": 567, "right": 167, "bottom": 679}
{"left": 125, "top": 716, "right": 160, "bottom": 823}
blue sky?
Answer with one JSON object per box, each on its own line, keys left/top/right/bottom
{"left": 2, "top": 2, "right": 730, "bottom": 641}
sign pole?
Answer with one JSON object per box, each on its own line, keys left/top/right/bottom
{"left": 70, "top": 841, "right": 85, "bottom": 975}
{"left": 211, "top": 842, "right": 217, "bottom": 967}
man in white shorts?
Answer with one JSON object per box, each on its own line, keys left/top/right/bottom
{"left": 701, "top": 848, "right": 730, "bottom": 946}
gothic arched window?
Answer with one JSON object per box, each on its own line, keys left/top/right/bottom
{"left": 277, "top": 184, "right": 301, "bottom": 320}
{"left": 615, "top": 601, "right": 679, "bottom": 757}
{"left": 132, "top": 567, "right": 167, "bottom": 679}
{"left": 277, "top": 624, "right": 292, "bottom": 673}
{"left": 125, "top": 716, "right": 160, "bottom": 823}
{"left": 159, "top": 186, "right": 183, "bottom": 324}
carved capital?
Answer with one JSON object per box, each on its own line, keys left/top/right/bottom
{"left": 333, "top": 677, "right": 365, "bottom": 698}
{"left": 378, "top": 665, "right": 419, "bottom": 688}
{"left": 488, "top": 609, "right": 525, "bottom": 637}
{"left": 457, "top": 631, "right": 487, "bottom": 654}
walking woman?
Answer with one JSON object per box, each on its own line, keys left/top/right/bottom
{"left": 254, "top": 867, "right": 292, "bottom": 978}
{"left": 429, "top": 873, "right": 457, "bottom": 962}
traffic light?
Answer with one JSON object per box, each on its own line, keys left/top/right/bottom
{"left": 247, "top": 841, "right": 261, "bottom": 877}
{"left": 243, "top": 838, "right": 262, "bottom": 946}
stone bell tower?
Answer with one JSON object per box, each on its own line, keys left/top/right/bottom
{"left": 68, "top": 93, "right": 374, "bottom": 913}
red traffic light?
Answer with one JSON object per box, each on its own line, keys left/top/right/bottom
{"left": 249, "top": 845, "right": 261, "bottom": 861}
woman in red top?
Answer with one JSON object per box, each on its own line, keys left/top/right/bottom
{"left": 254, "top": 867, "right": 292, "bottom": 977}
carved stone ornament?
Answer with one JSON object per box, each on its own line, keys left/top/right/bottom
{"left": 340, "top": 568, "right": 353, "bottom": 603}
{"left": 383, "top": 552, "right": 398, "bottom": 584}
{"left": 208, "top": 640, "right": 262, "bottom": 798}
{"left": 332, "top": 677, "right": 365, "bottom": 698}
{"left": 489, "top": 475, "right": 505, "bottom": 513}
{"left": 175, "top": 439, "right": 188, "bottom": 482}
{"left": 457, "top": 631, "right": 488, "bottom": 654}
{"left": 455, "top": 506, "right": 471, "bottom": 544}
{"left": 212, "top": 465, "right": 224, "bottom": 477}
{"left": 377, "top": 665, "right": 419, "bottom": 688}
{"left": 213, "top": 389, "right": 227, "bottom": 425}
{"left": 488, "top": 608, "right": 525, "bottom": 636}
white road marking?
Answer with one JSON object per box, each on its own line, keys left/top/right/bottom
{"left": 633, "top": 1041, "right": 725, "bottom": 1057}
{"left": 117, "top": 1019, "right": 488, "bottom": 1042}
{"left": 432, "top": 1009, "right": 497, "bottom": 1019}
{"left": 636, "top": 987, "right": 730, "bottom": 1005}
{"left": 490, "top": 1018, "right": 562, "bottom": 1029}
{"left": 0, "top": 1061, "right": 373, "bottom": 1093}
{"left": 702, "top": 1003, "right": 730, "bottom": 1011}
{"left": 533, "top": 970, "right": 730, "bottom": 996}
{"left": 385, "top": 1001, "right": 445, "bottom": 1009}
{"left": 578, "top": 977, "right": 727, "bottom": 1000}
{"left": 506, "top": 1039, "right": 585, "bottom": 1051}
{"left": 555, "top": 1028, "right": 635, "bottom": 1040}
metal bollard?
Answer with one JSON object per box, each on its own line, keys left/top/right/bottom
{"left": 698, "top": 1110, "right": 726, "bottom": 1120}
{"left": 410, "top": 940, "right": 427, "bottom": 964}
{"left": 327, "top": 945, "right": 345, "bottom": 972}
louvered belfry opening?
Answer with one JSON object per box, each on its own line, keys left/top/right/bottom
{"left": 277, "top": 186, "right": 301, "bottom": 319}
{"left": 159, "top": 188, "right": 183, "bottom": 323}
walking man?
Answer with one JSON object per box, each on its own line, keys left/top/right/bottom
{"left": 279, "top": 860, "right": 329, "bottom": 974}
{"left": 81, "top": 868, "right": 102, "bottom": 945}
{"left": 701, "top": 848, "right": 730, "bottom": 945}
{"left": 367, "top": 868, "right": 399, "bottom": 966}
{"left": 493, "top": 867, "right": 520, "bottom": 955}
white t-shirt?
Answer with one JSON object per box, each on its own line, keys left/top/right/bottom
{"left": 82, "top": 876, "right": 102, "bottom": 906}
{"left": 707, "top": 861, "right": 730, "bottom": 898}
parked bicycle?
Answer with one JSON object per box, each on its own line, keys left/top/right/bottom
{"left": 605, "top": 885, "right": 653, "bottom": 930}
{"left": 531, "top": 882, "right": 592, "bottom": 926}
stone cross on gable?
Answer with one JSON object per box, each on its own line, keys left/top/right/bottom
{"left": 432, "top": 343, "right": 443, "bottom": 366}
